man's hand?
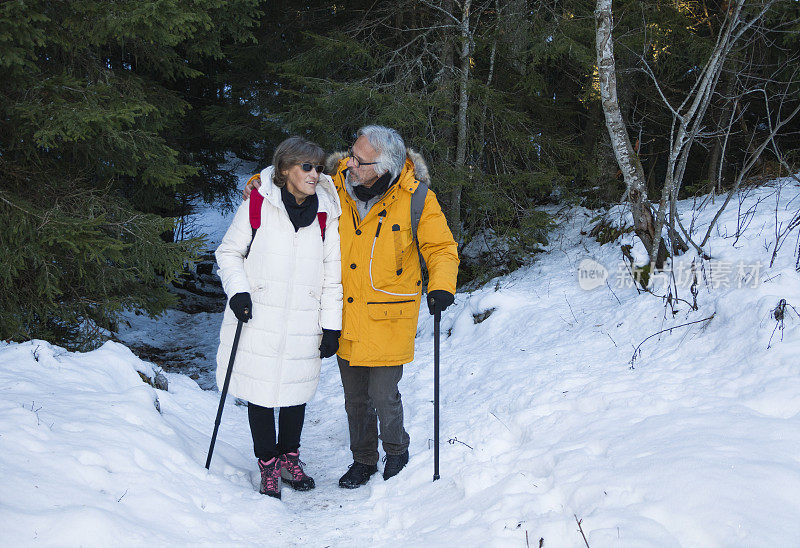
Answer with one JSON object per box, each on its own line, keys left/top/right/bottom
{"left": 319, "top": 329, "right": 340, "bottom": 358}
{"left": 229, "top": 292, "right": 253, "bottom": 323}
{"left": 242, "top": 174, "right": 262, "bottom": 200}
{"left": 427, "top": 290, "right": 454, "bottom": 315}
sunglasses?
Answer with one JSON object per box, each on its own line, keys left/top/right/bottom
{"left": 300, "top": 162, "right": 324, "bottom": 173}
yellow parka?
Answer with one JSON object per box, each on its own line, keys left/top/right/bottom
{"left": 331, "top": 153, "right": 459, "bottom": 367}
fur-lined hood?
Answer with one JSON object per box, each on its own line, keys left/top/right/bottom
{"left": 324, "top": 148, "right": 430, "bottom": 186}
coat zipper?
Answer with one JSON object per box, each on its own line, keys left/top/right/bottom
{"left": 274, "top": 218, "right": 299, "bottom": 402}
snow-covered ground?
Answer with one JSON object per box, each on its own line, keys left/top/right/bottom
{"left": 2, "top": 177, "right": 800, "bottom": 546}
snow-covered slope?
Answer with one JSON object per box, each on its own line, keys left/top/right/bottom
{"left": 2, "top": 178, "right": 799, "bottom": 546}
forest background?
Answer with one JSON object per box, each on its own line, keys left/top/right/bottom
{"left": 1, "top": 0, "right": 798, "bottom": 348}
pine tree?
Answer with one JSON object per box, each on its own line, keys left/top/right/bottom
{"left": 0, "top": 0, "right": 260, "bottom": 348}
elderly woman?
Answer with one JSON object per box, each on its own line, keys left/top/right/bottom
{"left": 215, "top": 136, "right": 342, "bottom": 499}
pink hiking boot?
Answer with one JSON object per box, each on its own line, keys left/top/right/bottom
{"left": 279, "top": 451, "right": 315, "bottom": 491}
{"left": 257, "top": 457, "right": 281, "bottom": 499}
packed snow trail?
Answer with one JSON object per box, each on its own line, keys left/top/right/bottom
{"left": 2, "top": 179, "right": 800, "bottom": 546}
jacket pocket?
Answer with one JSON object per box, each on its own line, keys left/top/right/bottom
{"left": 248, "top": 282, "right": 270, "bottom": 306}
{"left": 371, "top": 225, "right": 419, "bottom": 295}
{"left": 366, "top": 300, "right": 417, "bottom": 320}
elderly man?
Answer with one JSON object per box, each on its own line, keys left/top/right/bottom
{"left": 245, "top": 125, "right": 458, "bottom": 487}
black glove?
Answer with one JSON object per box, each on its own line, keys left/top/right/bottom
{"left": 427, "top": 290, "right": 454, "bottom": 315}
{"left": 229, "top": 292, "right": 253, "bottom": 323}
{"left": 319, "top": 329, "right": 340, "bottom": 358}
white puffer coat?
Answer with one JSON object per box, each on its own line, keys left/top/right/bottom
{"left": 215, "top": 166, "right": 343, "bottom": 407}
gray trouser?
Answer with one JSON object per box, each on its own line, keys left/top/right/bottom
{"left": 337, "top": 356, "right": 410, "bottom": 466}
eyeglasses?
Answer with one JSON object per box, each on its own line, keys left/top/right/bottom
{"left": 300, "top": 163, "right": 324, "bottom": 173}
{"left": 348, "top": 147, "right": 378, "bottom": 168}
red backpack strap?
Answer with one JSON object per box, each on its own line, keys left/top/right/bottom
{"left": 247, "top": 174, "right": 264, "bottom": 230}
{"left": 317, "top": 212, "right": 327, "bottom": 241}
{"left": 245, "top": 174, "right": 264, "bottom": 258}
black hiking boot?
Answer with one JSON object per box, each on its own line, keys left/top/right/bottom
{"left": 338, "top": 461, "right": 378, "bottom": 489}
{"left": 382, "top": 450, "right": 409, "bottom": 481}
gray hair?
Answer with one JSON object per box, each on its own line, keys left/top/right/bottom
{"left": 358, "top": 125, "right": 406, "bottom": 180}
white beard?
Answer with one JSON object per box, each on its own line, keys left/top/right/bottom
{"left": 345, "top": 169, "right": 364, "bottom": 187}
{"left": 344, "top": 169, "right": 361, "bottom": 187}
{"left": 346, "top": 167, "right": 388, "bottom": 188}
{"left": 344, "top": 169, "right": 383, "bottom": 220}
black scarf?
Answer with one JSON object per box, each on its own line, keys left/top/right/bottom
{"left": 281, "top": 185, "right": 319, "bottom": 232}
{"left": 352, "top": 171, "right": 398, "bottom": 203}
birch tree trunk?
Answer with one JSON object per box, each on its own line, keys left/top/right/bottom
{"left": 595, "top": 0, "right": 664, "bottom": 267}
{"left": 597, "top": 0, "right": 781, "bottom": 269}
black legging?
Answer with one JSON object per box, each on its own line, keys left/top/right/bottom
{"left": 248, "top": 402, "right": 306, "bottom": 461}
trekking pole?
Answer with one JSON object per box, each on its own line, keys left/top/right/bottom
{"left": 433, "top": 306, "right": 441, "bottom": 481}
{"left": 205, "top": 318, "right": 245, "bottom": 470}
